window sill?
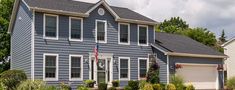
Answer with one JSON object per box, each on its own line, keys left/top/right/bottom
{"left": 44, "top": 37, "right": 58, "bottom": 40}
{"left": 119, "top": 42, "right": 130, "bottom": 45}
{"left": 138, "top": 44, "right": 149, "bottom": 46}
{"left": 119, "top": 78, "right": 130, "bottom": 81}
{"left": 43, "top": 78, "right": 58, "bottom": 81}
{"left": 69, "top": 39, "right": 83, "bottom": 42}
{"left": 69, "top": 78, "right": 83, "bottom": 81}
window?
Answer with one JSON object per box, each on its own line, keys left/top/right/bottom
{"left": 43, "top": 54, "right": 58, "bottom": 81}
{"left": 119, "top": 57, "right": 130, "bottom": 80}
{"left": 69, "top": 17, "right": 83, "bottom": 41}
{"left": 119, "top": 23, "right": 130, "bottom": 45}
{"left": 138, "top": 25, "right": 148, "bottom": 46}
{"left": 96, "top": 20, "right": 107, "bottom": 43}
{"left": 138, "top": 58, "right": 149, "bottom": 79}
{"left": 44, "top": 14, "right": 58, "bottom": 40}
{"left": 69, "top": 55, "right": 83, "bottom": 81}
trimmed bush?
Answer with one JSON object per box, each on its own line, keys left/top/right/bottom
{"left": 152, "top": 84, "right": 162, "bottom": 90}
{"left": 171, "top": 75, "right": 185, "bottom": 90}
{"left": 17, "top": 80, "right": 45, "bottom": 90}
{"left": 112, "top": 80, "right": 120, "bottom": 87}
{"left": 227, "top": 76, "right": 235, "bottom": 90}
{"left": 160, "top": 83, "right": 166, "bottom": 90}
{"left": 77, "top": 85, "right": 89, "bottom": 90}
{"left": 84, "top": 80, "right": 95, "bottom": 88}
{"left": 98, "top": 82, "right": 107, "bottom": 90}
{"left": 185, "top": 84, "right": 195, "bottom": 90}
{"left": 128, "top": 80, "right": 139, "bottom": 90}
{"left": 143, "top": 83, "right": 153, "bottom": 90}
{"left": 139, "top": 80, "right": 147, "bottom": 90}
{"left": 60, "top": 82, "right": 71, "bottom": 90}
{"left": 166, "top": 84, "right": 176, "bottom": 90}
{"left": 124, "top": 86, "right": 132, "bottom": 90}
{"left": 108, "top": 87, "right": 116, "bottom": 90}
{"left": 147, "top": 58, "right": 160, "bottom": 84}
{"left": 0, "top": 70, "right": 27, "bottom": 90}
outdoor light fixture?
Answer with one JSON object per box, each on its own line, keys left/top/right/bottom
{"left": 84, "top": 59, "right": 89, "bottom": 63}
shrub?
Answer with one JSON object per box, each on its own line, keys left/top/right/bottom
{"left": 160, "top": 83, "right": 166, "bottom": 90}
{"left": 185, "top": 84, "right": 195, "bottom": 90}
{"left": 112, "top": 80, "right": 120, "bottom": 87}
{"left": 152, "top": 84, "right": 162, "bottom": 90}
{"left": 108, "top": 87, "right": 116, "bottom": 90}
{"left": 139, "top": 80, "right": 147, "bottom": 90}
{"left": 227, "top": 76, "right": 235, "bottom": 90}
{"left": 166, "top": 84, "right": 176, "bottom": 90}
{"left": 43, "top": 86, "right": 57, "bottom": 90}
{"left": 77, "top": 85, "right": 89, "bottom": 90}
{"left": 0, "top": 70, "right": 27, "bottom": 90}
{"left": 171, "top": 75, "right": 185, "bottom": 90}
{"left": 17, "top": 80, "right": 45, "bottom": 90}
{"left": 0, "top": 82, "right": 5, "bottom": 90}
{"left": 84, "top": 80, "right": 95, "bottom": 88}
{"left": 147, "top": 58, "right": 160, "bottom": 84}
{"left": 128, "top": 80, "right": 139, "bottom": 90}
{"left": 98, "top": 82, "right": 107, "bottom": 90}
{"left": 60, "top": 82, "right": 71, "bottom": 90}
{"left": 143, "top": 83, "right": 153, "bottom": 90}
{"left": 124, "top": 86, "right": 132, "bottom": 90}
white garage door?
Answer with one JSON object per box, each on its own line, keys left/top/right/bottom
{"left": 176, "top": 64, "right": 218, "bottom": 89}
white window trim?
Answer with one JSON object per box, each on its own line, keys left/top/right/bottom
{"left": 118, "top": 23, "right": 130, "bottom": 45}
{"left": 95, "top": 20, "right": 107, "bottom": 43}
{"left": 43, "top": 14, "right": 59, "bottom": 40}
{"left": 69, "top": 17, "right": 83, "bottom": 42}
{"left": 138, "top": 25, "right": 149, "bottom": 46}
{"left": 69, "top": 54, "right": 83, "bottom": 81}
{"left": 43, "top": 53, "right": 59, "bottom": 81}
{"left": 138, "top": 58, "right": 149, "bottom": 80}
{"left": 118, "top": 57, "right": 130, "bottom": 81}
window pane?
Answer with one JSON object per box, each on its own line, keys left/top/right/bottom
{"left": 97, "top": 21, "right": 105, "bottom": 41}
{"left": 120, "top": 59, "right": 129, "bottom": 78}
{"left": 140, "top": 69, "right": 147, "bottom": 78}
{"left": 120, "top": 69, "right": 128, "bottom": 78}
{"left": 45, "top": 68, "right": 56, "bottom": 78}
{"left": 139, "top": 27, "right": 147, "bottom": 44}
{"left": 46, "top": 56, "right": 56, "bottom": 67}
{"left": 71, "top": 57, "right": 81, "bottom": 67}
{"left": 120, "top": 24, "right": 129, "bottom": 43}
{"left": 71, "top": 56, "right": 81, "bottom": 78}
{"left": 45, "top": 16, "right": 57, "bottom": 37}
{"left": 120, "top": 59, "right": 128, "bottom": 68}
{"left": 71, "top": 68, "right": 81, "bottom": 78}
{"left": 71, "top": 19, "right": 81, "bottom": 39}
{"left": 139, "top": 60, "right": 147, "bottom": 78}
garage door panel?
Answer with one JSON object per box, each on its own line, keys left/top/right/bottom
{"left": 176, "top": 65, "right": 217, "bottom": 89}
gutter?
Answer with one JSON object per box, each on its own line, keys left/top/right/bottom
{"left": 165, "top": 52, "right": 228, "bottom": 59}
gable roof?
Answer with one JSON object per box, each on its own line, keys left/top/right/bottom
{"left": 222, "top": 37, "right": 235, "bottom": 47}
{"left": 8, "top": 0, "right": 158, "bottom": 33}
{"left": 152, "top": 32, "right": 227, "bottom": 58}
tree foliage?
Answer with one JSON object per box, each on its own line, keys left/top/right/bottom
{"left": 218, "top": 30, "right": 227, "bottom": 44}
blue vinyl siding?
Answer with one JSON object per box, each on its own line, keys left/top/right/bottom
{"left": 11, "top": 2, "right": 32, "bottom": 79}
{"left": 34, "top": 5, "right": 154, "bottom": 89}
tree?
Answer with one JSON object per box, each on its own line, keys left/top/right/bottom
{"left": 218, "top": 30, "right": 227, "bottom": 44}
{"left": 146, "top": 56, "right": 160, "bottom": 84}
{"left": 157, "top": 17, "right": 189, "bottom": 33}
{"left": 0, "top": 0, "right": 15, "bottom": 72}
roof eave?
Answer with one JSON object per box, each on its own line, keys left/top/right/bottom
{"left": 166, "top": 52, "right": 228, "bottom": 59}
{"left": 222, "top": 38, "right": 235, "bottom": 47}
{"left": 117, "top": 18, "right": 158, "bottom": 25}
{"left": 8, "top": 0, "right": 21, "bottom": 33}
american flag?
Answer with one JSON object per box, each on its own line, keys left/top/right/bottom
{"left": 94, "top": 43, "right": 99, "bottom": 64}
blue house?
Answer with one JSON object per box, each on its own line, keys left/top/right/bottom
{"left": 8, "top": 0, "right": 227, "bottom": 89}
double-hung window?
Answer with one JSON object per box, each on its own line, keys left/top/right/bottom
{"left": 119, "top": 57, "right": 130, "bottom": 80}
{"left": 69, "top": 55, "right": 83, "bottom": 81}
{"left": 69, "top": 17, "right": 83, "bottom": 41}
{"left": 119, "top": 23, "right": 130, "bottom": 45}
{"left": 138, "top": 58, "right": 149, "bottom": 79}
{"left": 44, "top": 14, "right": 58, "bottom": 40}
{"left": 96, "top": 20, "right": 107, "bottom": 43}
{"left": 138, "top": 25, "right": 148, "bottom": 46}
{"left": 43, "top": 54, "right": 58, "bottom": 81}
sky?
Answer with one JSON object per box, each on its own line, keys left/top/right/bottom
{"left": 76, "top": 0, "right": 235, "bottom": 39}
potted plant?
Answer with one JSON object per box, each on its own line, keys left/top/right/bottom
{"left": 112, "top": 80, "right": 120, "bottom": 87}
{"left": 84, "top": 80, "right": 95, "bottom": 88}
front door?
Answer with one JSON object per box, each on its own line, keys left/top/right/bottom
{"left": 97, "top": 59, "right": 106, "bottom": 84}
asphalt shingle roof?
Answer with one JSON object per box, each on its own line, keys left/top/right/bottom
{"left": 154, "top": 32, "right": 225, "bottom": 56}
{"left": 24, "top": 0, "right": 156, "bottom": 22}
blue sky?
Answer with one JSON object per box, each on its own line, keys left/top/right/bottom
{"left": 77, "top": 0, "right": 235, "bottom": 39}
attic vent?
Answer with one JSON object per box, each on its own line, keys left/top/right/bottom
{"left": 98, "top": 8, "right": 105, "bottom": 16}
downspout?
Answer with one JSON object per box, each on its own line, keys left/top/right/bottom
{"left": 167, "top": 55, "right": 170, "bottom": 84}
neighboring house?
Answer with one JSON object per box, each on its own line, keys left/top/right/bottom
{"left": 153, "top": 33, "right": 227, "bottom": 89}
{"left": 222, "top": 38, "right": 235, "bottom": 79}
{"left": 8, "top": 0, "right": 226, "bottom": 89}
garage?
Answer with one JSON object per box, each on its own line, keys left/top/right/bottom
{"left": 176, "top": 64, "right": 218, "bottom": 89}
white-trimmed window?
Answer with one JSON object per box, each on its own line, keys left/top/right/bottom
{"left": 138, "top": 58, "right": 149, "bottom": 80}
{"left": 69, "top": 17, "right": 83, "bottom": 41}
{"left": 69, "top": 55, "right": 83, "bottom": 81}
{"left": 43, "top": 14, "right": 59, "bottom": 40}
{"left": 43, "top": 53, "right": 58, "bottom": 81}
{"left": 138, "top": 25, "right": 148, "bottom": 46}
{"left": 118, "top": 23, "right": 130, "bottom": 45}
{"left": 119, "top": 57, "right": 130, "bottom": 80}
{"left": 96, "top": 20, "right": 107, "bottom": 43}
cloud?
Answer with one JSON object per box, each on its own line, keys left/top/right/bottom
{"left": 75, "top": 0, "right": 235, "bottom": 39}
